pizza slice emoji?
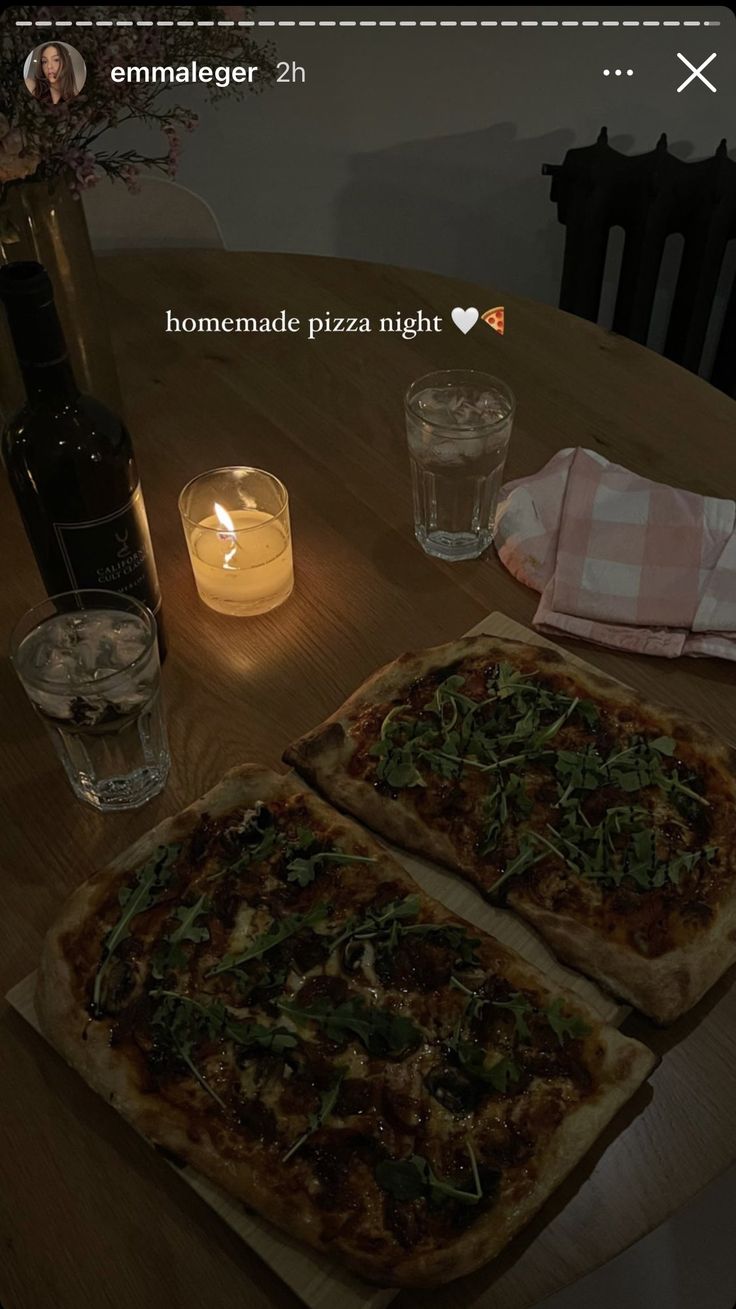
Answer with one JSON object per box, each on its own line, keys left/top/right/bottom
{"left": 481, "top": 306, "right": 505, "bottom": 336}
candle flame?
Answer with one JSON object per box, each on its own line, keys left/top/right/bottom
{"left": 213, "top": 501, "right": 238, "bottom": 569}
{"left": 214, "top": 501, "right": 235, "bottom": 533}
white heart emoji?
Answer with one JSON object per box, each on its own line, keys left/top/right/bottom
{"left": 451, "top": 306, "right": 479, "bottom": 334}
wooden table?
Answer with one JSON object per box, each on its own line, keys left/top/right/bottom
{"left": 2, "top": 251, "right": 735, "bottom": 1309}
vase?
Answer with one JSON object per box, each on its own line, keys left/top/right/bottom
{"left": 0, "top": 176, "right": 122, "bottom": 420}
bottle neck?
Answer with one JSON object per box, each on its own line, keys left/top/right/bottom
{"left": 3, "top": 284, "right": 79, "bottom": 408}
{"left": 19, "top": 356, "right": 78, "bottom": 406}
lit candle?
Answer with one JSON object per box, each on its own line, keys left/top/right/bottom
{"left": 179, "top": 468, "right": 294, "bottom": 616}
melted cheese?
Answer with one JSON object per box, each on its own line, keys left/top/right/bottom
{"left": 227, "top": 903, "right": 271, "bottom": 954}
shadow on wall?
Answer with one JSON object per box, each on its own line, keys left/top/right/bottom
{"left": 333, "top": 121, "right": 575, "bottom": 300}
{"left": 335, "top": 120, "right": 720, "bottom": 358}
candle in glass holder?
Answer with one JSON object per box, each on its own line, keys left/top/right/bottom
{"left": 179, "top": 467, "right": 294, "bottom": 616}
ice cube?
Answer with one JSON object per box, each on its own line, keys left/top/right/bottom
{"left": 30, "top": 688, "right": 75, "bottom": 720}
{"left": 73, "top": 639, "right": 100, "bottom": 677}
{"left": 92, "top": 666, "right": 118, "bottom": 682}
{"left": 97, "top": 616, "right": 146, "bottom": 670}
{"left": 66, "top": 614, "right": 85, "bottom": 644}
{"left": 112, "top": 635, "right": 147, "bottom": 669}
{"left": 432, "top": 440, "right": 465, "bottom": 465}
{"left": 34, "top": 645, "right": 76, "bottom": 682}
{"left": 415, "top": 385, "right": 510, "bottom": 430}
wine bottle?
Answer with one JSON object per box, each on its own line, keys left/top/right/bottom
{"left": 0, "top": 261, "right": 165, "bottom": 654}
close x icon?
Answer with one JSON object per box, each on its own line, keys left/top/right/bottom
{"left": 676, "top": 51, "right": 717, "bottom": 93}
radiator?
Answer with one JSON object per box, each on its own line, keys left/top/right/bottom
{"left": 543, "top": 128, "right": 736, "bottom": 385}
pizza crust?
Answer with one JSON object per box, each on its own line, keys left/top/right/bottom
{"left": 284, "top": 636, "right": 736, "bottom": 1023}
{"left": 510, "top": 895, "right": 736, "bottom": 1025}
{"left": 36, "top": 761, "right": 657, "bottom": 1286}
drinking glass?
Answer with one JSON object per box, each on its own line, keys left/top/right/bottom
{"left": 10, "top": 589, "right": 169, "bottom": 812}
{"left": 405, "top": 369, "right": 515, "bottom": 561}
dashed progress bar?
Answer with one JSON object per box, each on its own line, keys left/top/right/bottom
{"left": 14, "top": 17, "right": 723, "bottom": 28}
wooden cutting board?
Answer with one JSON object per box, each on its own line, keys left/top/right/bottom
{"left": 6, "top": 611, "right": 643, "bottom": 1307}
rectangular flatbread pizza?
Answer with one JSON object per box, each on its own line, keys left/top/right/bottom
{"left": 37, "top": 764, "right": 654, "bottom": 1287}
{"left": 284, "top": 636, "right": 736, "bottom": 1024}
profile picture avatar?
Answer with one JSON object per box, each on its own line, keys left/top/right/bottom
{"left": 24, "top": 42, "right": 86, "bottom": 105}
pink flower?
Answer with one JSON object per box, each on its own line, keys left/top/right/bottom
{"left": 119, "top": 164, "right": 142, "bottom": 195}
{"left": 75, "top": 152, "right": 101, "bottom": 189}
{"left": 162, "top": 124, "right": 182, "bottom": 177}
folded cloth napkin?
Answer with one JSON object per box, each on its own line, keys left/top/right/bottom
{"left": 494, "top": 447, "right": 736, "bottom": 660}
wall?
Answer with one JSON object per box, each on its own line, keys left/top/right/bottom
{"left": 97, "top": 4, "right": 736, "bottom": 349}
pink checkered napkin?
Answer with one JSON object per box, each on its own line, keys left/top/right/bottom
{"left": 494, "top": 447, "right": 736, "bottom": 661}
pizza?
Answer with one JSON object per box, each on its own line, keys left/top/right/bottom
{"left": 284, "top": 637, "right": 736, "bottom": 1024}
{"left": 481, "top": 306, "right": 505, "bottom": 335}
{"left": 37, "top": 764, "right": 654, "bottom": 1287}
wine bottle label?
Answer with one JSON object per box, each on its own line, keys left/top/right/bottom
{"left": 53, "top": 484, "right": 162, "bottom": 613}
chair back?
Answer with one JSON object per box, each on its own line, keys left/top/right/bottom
{"left": 83, "top": 177, "right": 224, "bottom": 251}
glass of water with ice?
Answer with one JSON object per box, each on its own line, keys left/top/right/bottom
{"left": 405, "top": 369, "right": 515, "bottom": 561}
{"left": 10, "top": 590, "right": 169, "bottom": 812}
